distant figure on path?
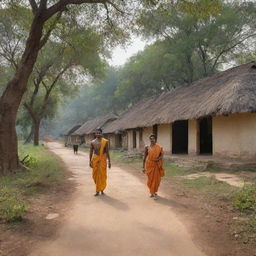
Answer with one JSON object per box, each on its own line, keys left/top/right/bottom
{"left": 89, "top": 128, "right": 111, "bottom": 196}
{"left": 73, "top": 138, "right": 79, "bottom": 154}
{"left": 143, "top": 134, "right": 165, "bottom": 200}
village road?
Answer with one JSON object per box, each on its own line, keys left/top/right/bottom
{"left": 30, "top": 142, "right": 206, "bottom": 256}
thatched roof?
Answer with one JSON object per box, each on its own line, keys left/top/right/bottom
{"left": 73, "top": 113, "right": 118, "bottom": 136}
{"left": 61, "top": 125, "right": 81, "bottom": 136}
{"left": 104, "top": 61, "right": 256, "bottom": 133}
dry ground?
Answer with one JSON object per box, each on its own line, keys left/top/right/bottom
{"left": 0, "top": 142, "right": 255, "bottom": 256}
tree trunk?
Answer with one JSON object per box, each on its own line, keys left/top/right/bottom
{"left": 24, "top": 125, "right": 34, "bottom": 144}
{"left": 0, "top": 15, "right": 45, "bottom": 174}
{"left": 0, "top": 111, "right": 19, "bottom": 174}
{"left": 33, "top": 120, "right": 41, "bottom": 146}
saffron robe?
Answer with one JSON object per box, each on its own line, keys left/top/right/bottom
{"left": 92, "top": 138, "right": 108, "bottom": 192}
{"left": 145, "top": 144, "right": 165, "bottom": 194}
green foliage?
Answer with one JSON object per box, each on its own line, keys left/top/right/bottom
{"left": 137, "top": 0, "right": 256, "bottom": 82}
{"left": 0, "top": 143, "right": 62, "bottom": 223}
{"left": 233, "top": 182, "right": 256, "bottom": 212}
{"left": 0, "top": 187, "right": 27, "bottom": 222}
{"left": 179, "top": 0, "right": 222, "bottom": 20}
{"left": 22, "top": 155, "right": 39, "bottom": 168}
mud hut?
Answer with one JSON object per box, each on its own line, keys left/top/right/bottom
{"left": 72, "top": 113, "right": 118, "bottom": 147}
{"left": 61, "top": 125, "right": 81, "bottom": 146}
{"left": 104, "top": 62, "right": 256, "bottom": 160}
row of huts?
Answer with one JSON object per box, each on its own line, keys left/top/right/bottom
{"left": 61, "top": 62, "right": 256, "bottom": 160}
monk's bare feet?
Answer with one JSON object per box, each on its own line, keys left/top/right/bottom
{"left": 150, "top": 194, "right": 154, "bottom": 198}
{"left": 154, "top": 194, "right": 158, "bottom": 200}
{"left": 94, "top": 192, "right": 99, "bottom": 196}
{"left": 101, "top": 191, "right": 105, "bottom": 195}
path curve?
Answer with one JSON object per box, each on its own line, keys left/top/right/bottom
{"left": 30, "top": 142, "right": 207, "bottom": 256}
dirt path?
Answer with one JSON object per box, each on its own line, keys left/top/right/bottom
{"left": 30, "top": 142, "right": 207, "bottom": 256}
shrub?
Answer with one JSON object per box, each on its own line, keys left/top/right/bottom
{"left": 0, "top": 187, "right": 27, "bottom": 222}
{"left": 233, "top": 183, "right": 256, "bottom": 211}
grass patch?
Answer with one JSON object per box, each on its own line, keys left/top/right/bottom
{"left": 233, "top": 182, "right": 256, "bottom": 212}
{"left": 0, "top": 143, "right": 62, "bottom": 223}
{"left": 110, "top": 149, "right": 143, "bottom": 171}
{"left": 232, "top": 182, "right": 256, "bottom": 237}
{"left": 205, "top": 163, "right": 256, "bottom": 173}
{"left": 163, "top": 162, "right": 192, "bottom": 178}
{"left": 181, "top": 176, "right": 237, "bottom": 199}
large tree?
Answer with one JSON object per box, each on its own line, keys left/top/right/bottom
{"left": 0, "top": 0, "right": 137, "bottom": 174}
{"left": 137, "top": 0, "right": 256, "bottom": 83}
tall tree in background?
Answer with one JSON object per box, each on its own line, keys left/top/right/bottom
{"left": 23, "top": 27, "right": 105, "bottom": 146}
{"left": 138, "top": 0, "right": 256, "bottom": 83}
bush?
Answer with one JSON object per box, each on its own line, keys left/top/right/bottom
{"left": 0, "top": 143, "right": 62, "bottom": 223}
{"left": 0, "top": 200, "right": 27, "bottom": 222}
{"left": 233, "top": 183, "right": 256, "bottom": 211}
{"left": 0, "top": 187, "right": 27, "bottom": 222}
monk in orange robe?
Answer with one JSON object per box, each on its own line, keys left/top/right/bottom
{"left": 89, "top": 128, "right": 111, "bottom": 196}
{"left": 143, "top": 134, "right": 164, "bottom": 199}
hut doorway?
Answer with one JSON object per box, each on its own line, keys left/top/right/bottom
{"left": 199, "top": 117, "right": 213, "bottom": 154}
{"left": 115, "top": 134, "right": 122, "bottom": 148}
{"left": 172, "top": 120, "right": 188, "bottom": 154}
{"left": 132, "top": 130, "right": 137, "bottom": 149}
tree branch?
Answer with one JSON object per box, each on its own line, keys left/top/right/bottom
{"left": 24, "top": 103, "right": 39, "bottom": 122}
{"left": 39, "top": 64, "right": 71, "bottom": 117}
{"left": 43, "top": 0, "right": 120, "bottom": 21}
{"left": 104, "top": 2, "right": 114, "bottom": 28}
{"left": 39, "top": 11, "right": 63, "bottom": 49}
{"left": 211, "top": 33, "right": 256, "bottom": 71}
{"left": 105, "top": 0, "right": 125, "bottom": 14}
{"left": 29, "top": 0, "right": 38, "bottom": 14}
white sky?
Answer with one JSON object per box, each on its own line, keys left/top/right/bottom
{"left": 108, "top": 37, "right": 147, "bottom": 67}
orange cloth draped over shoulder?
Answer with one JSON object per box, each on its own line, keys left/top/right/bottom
{"left": 145, "top": 144, "right": 165, "bottom": 194}
{"left": 92, "top": 138, "right": 108, "bottom": 192}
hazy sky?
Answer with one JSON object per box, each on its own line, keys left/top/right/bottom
{"left": 109, "top": 37, "right": 147, "bottom": 67}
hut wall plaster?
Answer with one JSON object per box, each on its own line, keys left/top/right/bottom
{"left": 188, "top": 120, "right": 199, "bottom": 155}
{"left": 122, "top": 133, "right": 128, "bottom": 149}
{"left": 127, "top": 130, "right": 134, "bottom": 150}
{"left": 142, "top": 127, "right": 153, "bottom": 147}
{"left": 213, "top": 113, "right": 256, "bottom": 159}
{"left": 157, "top": 124, "right": 172, "bottom": 153}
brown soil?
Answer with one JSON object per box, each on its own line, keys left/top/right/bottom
{"left": 0, "top": 160, "right": 75, "bottom": 256}
{"left": 1, "top": 143, "right": 255, "bottom": 256}
{"left": 116, "top": 162, "right": 256, "bottom": 256}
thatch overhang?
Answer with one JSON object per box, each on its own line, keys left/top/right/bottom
{"left": 73, "top": 113, "right": 118, "bottom": 136}
{"left": 104, "top": 61, "right": 256, "bottom": 133}
{"left": 60, "top": 125, "right": 81, "bottom": 136}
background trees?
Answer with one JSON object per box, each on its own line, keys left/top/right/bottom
{"left": 0, "top": 0, "right": 138, "bottom": 174}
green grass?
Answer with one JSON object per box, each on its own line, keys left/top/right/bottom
{"left": 232, "top": 182, "right": 256, "bottom": 236}
{"left": 0, "top": 143, "right": 63, "bottom": 223}
{"left": 233, "top": 182, "right": 256, "bottom": 212}
{"left": 163, "top": 162, "right": 192, "bottom": 177}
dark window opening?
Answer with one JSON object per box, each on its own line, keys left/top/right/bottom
{"left": 172, "top": 120, "right": 188, "bottom": 154}
{"left": 199, "top": 117, "right": 212, "bottom": 154}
